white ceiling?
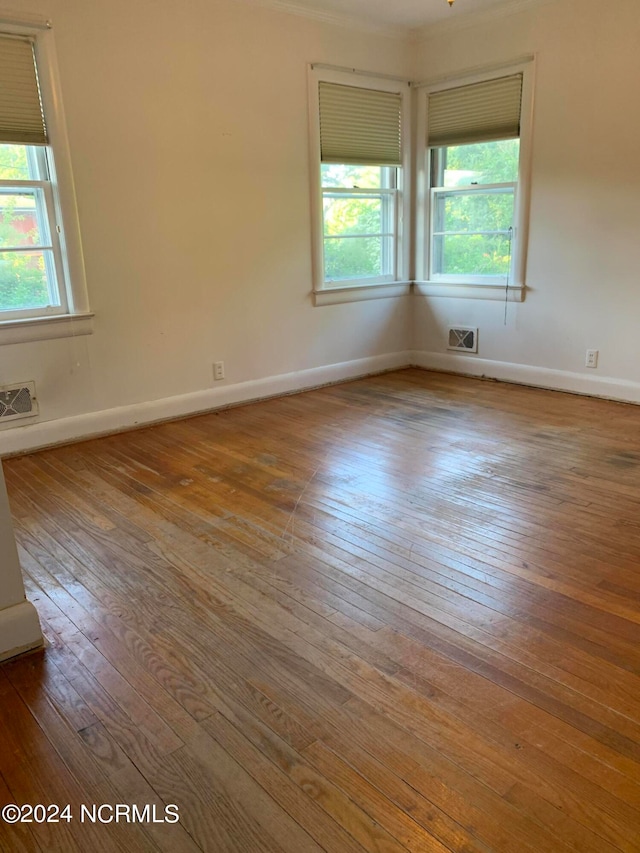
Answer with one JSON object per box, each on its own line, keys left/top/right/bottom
{"left": 253, "top": 0, "right": 538, "bottom": 34}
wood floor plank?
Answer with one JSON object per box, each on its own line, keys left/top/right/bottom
{"left": 2, "top": 368, "right": 640, "bottom": 851}
{"left": 198, "top": 710, "right": 408, "bottom": 853}
{"left": 199, "top": 710, "right": 369, "bottom": 853}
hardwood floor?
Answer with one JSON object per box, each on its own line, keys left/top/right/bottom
{"left": 1, "top": 368, "right": 640, "bottom": 852}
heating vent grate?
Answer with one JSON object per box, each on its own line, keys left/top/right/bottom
{"left": 448, "top": 327, "right": 478, "bottom": 353}
{"left": 0, "top": 382, "right": 38, "bottom": 422}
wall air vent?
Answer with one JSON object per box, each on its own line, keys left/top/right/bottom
{"left": 0, "top": 382, "right": 38, "bottom": 422}
{"left": 447, "top": 327, "right": 478, "bottom": 354}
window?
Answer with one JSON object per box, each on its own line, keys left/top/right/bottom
{"left": 322, "top": 163, "right": 397, "bottom": 284}
{"left": 309, "top": 68, "right": 410, "bottom": 301}
{"left": 430, "top": 138, "right": 519, "bottom": 280}
{"left": 309, "top": 62, "right": 533, "bottom": 303}
{"left": 0, "top": 24, "right": 89, "bottom": 341}
{"left": 418, "top": 66, "right": 532, "bottom": 297}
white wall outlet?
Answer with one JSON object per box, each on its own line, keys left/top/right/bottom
{"left": 213, "top": 361, "right": 225, "bottom": 381}
{"left": 585, "top": 349, "right": 599, "bottom": 368}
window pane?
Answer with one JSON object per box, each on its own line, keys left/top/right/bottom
{"left": 324, "top": 235, "right": 393, "bottom": 281}
{"left": 433, "top": 234, "right": 512, "bottom": 277}
{"left": 434, "top": 189, "right": 514, "bottom": 234}
{"left": 321, "top": 164, "right": 385, "bottom": 189}
{"left": 320, "top": 163, "right": 397, "bottom": 283}
{"left": 0, "top": 144, "right": 38, "bottom": 180}
{"left": 323, "top": 194, "right": 386, "bottom": 237}
{"left": 437, "top": 139, "right": 519, "bottom": 187}
{"left": 0, "top": 189, "right": 51, "bottom": 248}
{"left": 0, "top": 249, "right": 58, "bottom": 312}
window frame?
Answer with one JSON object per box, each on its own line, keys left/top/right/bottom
{"left": 415, "top": 60, "right": 535, "bottom": 301}
{"left": 308, "top": 66, "right": 412, "bottom": 305}
{"left": 0, "top": 16, "right": 91, "bottom": 344}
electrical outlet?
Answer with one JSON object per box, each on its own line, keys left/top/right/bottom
{"left": 213, "top": 361, "right": 225, "bottom": 381}
{"left": 585, "top": 349, "right": 598, "bottom": 369}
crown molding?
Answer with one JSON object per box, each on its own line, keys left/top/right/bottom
{"left": 237, "top": 0, "right": 411, "bottom": 38}
{"left": 411, "top": 0, "right": 557, "bottom": 42}
{"left": 234, "top": 0, "right": 559, "bottom": 42}
{"left": 0, "top": 7, "right": 51, "bottom": 29}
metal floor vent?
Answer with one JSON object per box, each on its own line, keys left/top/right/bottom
{"left": 0, "top": 382, "right": 38, "bottom": 422}
{"left": 448, "top": 327, "right": 478, "bottom": 354}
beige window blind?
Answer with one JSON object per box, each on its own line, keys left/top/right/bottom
{"left": 428, "top": 74, "right": 522, "bottom": 149}
{"left": 0, "top": 35, "right": 47, "bottom": 145}
{"left": 319, "top": 81, "right": 402, "bottom": 166}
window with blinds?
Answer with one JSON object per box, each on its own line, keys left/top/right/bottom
{"left": 311, "top": 72, "right": 407, "bottom": 290}
{"left": 426, "top": 72, "right": 526, "bottom": 286}
{"left": 0, "top": 25, "right": 88, "bottom": 327}
{"left": 309, "top": 62, "right": 532, "bottom": 298}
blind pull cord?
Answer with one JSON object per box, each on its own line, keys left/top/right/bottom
{"left": 504, "top": 225, "right": 513, "bottom": 326}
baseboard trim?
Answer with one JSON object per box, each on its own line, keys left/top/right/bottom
{"left": 0, "top": 351, "right": 412, "bottom": 456}
{"left": 0, "top": 600, "right": 43, "bottom": 663}
{"left": 411, "top": 350, "right": 640, "bottom": 404}
{"left": 6, "top": 348, "right": 640, "bottom": 457}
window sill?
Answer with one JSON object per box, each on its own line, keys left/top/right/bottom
{"left": 0, "top": 312, "right": 94, "bottom": 346}
{"left": 313, "top": 282, "right": 412, "bottom": 306}
{"left": 413, "top": 281, "right": 525, "bottom": 302}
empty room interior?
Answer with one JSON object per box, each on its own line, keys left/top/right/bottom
{"left": 1, "top": 0, "right": 640, "bottom": 850}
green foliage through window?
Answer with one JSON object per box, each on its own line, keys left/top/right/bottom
{"left": 431, "top": 139, "right": 519, "bottom": 278}
{"left": 322, "top": 164, "right": 395, "bottom": 282}
{"left": 0, "top": 145, "right": 54, "bottom": 312}
{"left": 0, "top": 252, "right": 48, "bottom": 311}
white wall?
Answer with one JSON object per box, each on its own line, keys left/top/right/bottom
{"left": 0, "top": 0, "right": 412, "bottom": 453}
{"left": 411, "top": 0, "right": 640, "bottom": 400}
{"left": 0, "top": 463, "right": 42, "bottom": 660}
